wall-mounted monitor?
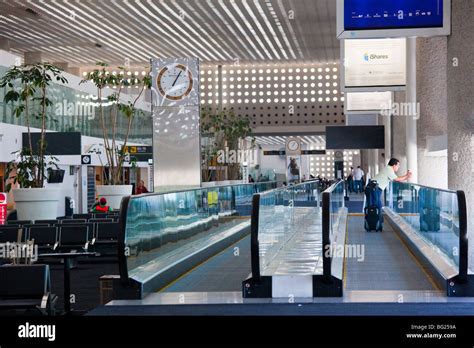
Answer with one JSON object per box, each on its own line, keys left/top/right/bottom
{"left": 326, "top": 126, "right": 385, "bottom": 149}
{"left": 23, "top": 132, "right": 81, "bottom": 156}
{"left": 47, "top": 169, "right": 65, "bottom": 183}
{"left": 337, "top": 0, "right": 451, "bottom": 39}
{"left": 342, "top": 38, "right": 406, "bottom": 92}
{"left": 345, "top": 91, "right": 393, "bottom": 114}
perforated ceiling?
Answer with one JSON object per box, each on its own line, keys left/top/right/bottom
{"left": 200, "top": 62, "right": 345, "bottom": 129}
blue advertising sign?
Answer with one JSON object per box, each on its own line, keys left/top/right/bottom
{"left": 344, "top": 0, "right": 443, "bottom": 30}
{"left": 336, "top": 0, "right": 450, "bottom": 39}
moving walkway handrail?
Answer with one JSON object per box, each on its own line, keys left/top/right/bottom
{"left": 322, "top": 180, "right": 345, "bottom": 278}
{"left": 118, "top": 181, "right": 278, "bottom": 283}
{"left": 457, "top": 190, "right": 468, "bottom": 279}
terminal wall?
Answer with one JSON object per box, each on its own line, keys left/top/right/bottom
{"left": 447, "top": 0, "right": 474, "bottom": 273}
{"left": 416, "top": 37, "right": 448, "bottom": 189}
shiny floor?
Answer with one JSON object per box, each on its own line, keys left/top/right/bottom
{"left": 107, "top": 290, "right": 474, "bottom": 306}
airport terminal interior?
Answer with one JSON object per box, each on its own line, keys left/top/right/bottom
{"left": 0, "top": 0, "right": 474, "bottom": 323}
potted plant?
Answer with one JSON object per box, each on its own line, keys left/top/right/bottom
{"left": 201, "top": 109, "right": 254, "bottom": 183}
{"left": 0, "top": 63, "right": 67, "bottom": 221}
{"left": 82, "top": 63, "right": 150, "bottom": 209}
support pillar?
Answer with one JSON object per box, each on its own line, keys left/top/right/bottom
{"left": 447, "top": 0, "right": 474, "bottom": 274}
{"left": 406, "top": 38, "right": 418, "bottom": 183}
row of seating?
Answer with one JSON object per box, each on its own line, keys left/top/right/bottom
{"left": 0, "top": 222, "right": 119, "bottom": 255}
{"left": 0, "top": 264, "right": 57, "bottom": 316}
{"left": 7, "top": 214, "right": 119, "bottom": 227}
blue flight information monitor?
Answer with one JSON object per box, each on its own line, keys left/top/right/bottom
{"left": 344, "top": 0, "right": 444, "bottom": 31}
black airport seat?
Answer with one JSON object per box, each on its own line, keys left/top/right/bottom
{"left": 28, "top": 226, "right": 58, "bottom": 252}
{"left": 34, "top": 220, "right": 58, "bottom": 226}
{"left": 7, "top": 220, "right": 32, "bottom": 226}
{"left": 73, "top": 213, "right": 92, "bottom": 220}
{"left": 6, "top": 210, "right": 17, "bottom": 221}
{"left": 106, "top": 214, "right": 119, "bottom": 222}
{"left": 0, "top": 226, "right": 25, "bottom": 243}
{"left": 95, "top": 222, "right": 119, "bottom": 242}
{"left": 93, "top": 213, "right": 109, "bottom": 219}
{"left": 60, "top": 219, "right": 87, "bottom": 224}
{"left": 0, "top": 264, "right": 57, "bottom": 315}
{"left": 89, "top": 218, "right": 114, "bottom": 223}
{"left": 58, "top": 224, "right": 91, "bottom": 251}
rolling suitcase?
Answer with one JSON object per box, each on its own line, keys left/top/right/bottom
{"left": 364, "top": 181, "right": 383, "bottom": 232}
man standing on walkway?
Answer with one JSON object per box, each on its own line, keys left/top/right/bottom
{"left": 353, "top": 166, "right": 365, "bottom": 193}
{"left": 368, "top": 158, "right": 412, "bottom": 218}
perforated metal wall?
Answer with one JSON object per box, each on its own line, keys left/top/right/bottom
{"left": 200, "top": 62, "right": 345, "bottom": 128}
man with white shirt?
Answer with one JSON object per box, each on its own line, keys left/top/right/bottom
{"left": 353, "top": 166, "right": 364, "bottom": 193}
{"left": 366, "top": 158, "right": 412, "bottom": 230}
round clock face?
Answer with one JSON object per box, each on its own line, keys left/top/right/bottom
{"left": 335, "top": 151, "right": 343, "bottom": 159}
{"left": 156, "top": 63, "right": 193, "bottom": 101}
{"left": 288, "top": 140, "right": 300, "bottom": 151}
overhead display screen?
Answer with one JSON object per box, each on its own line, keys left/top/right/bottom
{"left": 326, "top": 126, "right": 385, "bottom": 150}
{"left": 336, "top": 0, "right": 451, "bottom": 39}
{"left": 344, "top": 0, "right": 444, "bottom": 31}
{"left": 343, "top": 38, "right": 406, "bottom": 90}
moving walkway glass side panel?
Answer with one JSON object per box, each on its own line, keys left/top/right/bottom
{"left": 388, "top": 182, "right": 460, "bottom": 269}
{"left": 322, "top": 180, "right": 346, "bottom": 279}
{"left": 328, "top": 180, "right": 345, "bottom": 242}
{"left": 256, "top": 181, "right": 321, "bottom": 276}
{"left": 123, "top": 182, "right": 276, "bottom": 283}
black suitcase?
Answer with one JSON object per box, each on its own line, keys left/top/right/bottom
{"left": 364, "top": 181, "right": 383, "bottom": 232}
{"left": 364, "top": 206, "right": 383, "bottom": 232}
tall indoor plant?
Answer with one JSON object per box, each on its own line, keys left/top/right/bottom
{"left": 0, "top": 63, "right": 67, "bottom": 220}
{"left": 201, "top": 109, "right": 254, "bottom": 182}
{"left": 82, "top": 62, "right": 150, "bottom": 208}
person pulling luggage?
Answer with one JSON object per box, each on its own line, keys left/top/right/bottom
{"left": 364, "top": 158, "right": 412, "bottom": 232}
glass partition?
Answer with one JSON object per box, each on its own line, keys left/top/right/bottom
{"left": 248, "top": 168, "right": 277, "bottom": 182}
{"left": 388, "top": 181, "right": 462, "bottom": 269}
{"left": 0, "top": 65, "right": 152, "bottom": 144}
{"left": 122, "top": 181, "right": 276, "bottom": 283}
{"left": 255, "top": 181, "right": 321, "bottom": 276}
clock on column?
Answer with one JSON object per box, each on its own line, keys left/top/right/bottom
{"left": 287, "top": 139, "right": 300, "bottom": 152}
{"left": 286, "top": 137, "right": 302, "bottom": 155}
{"left": 156, "top": 63, "right": 194, "bottom": 101}
{"left": 151, "top": 58, "right": 199, "bottom": 107}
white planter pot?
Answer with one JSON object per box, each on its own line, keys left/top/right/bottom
{"left": 96, "top": 185, "right": 133, "bottom": 210}
{"left": 13, "top": 188, "right": 61, "bottom": 221}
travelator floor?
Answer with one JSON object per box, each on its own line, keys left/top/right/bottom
{"left": 89, "top": 215, "right": 474, "bottom": 315}
{"left": 159, "top": 215, "right": 436, "bottom": 293}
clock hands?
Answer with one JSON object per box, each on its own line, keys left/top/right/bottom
{"left": 172, "top": 70, "right": 183, "bottom": 87}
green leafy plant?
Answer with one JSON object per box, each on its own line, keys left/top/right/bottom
{"left": 0, "top": 63, "right": 67, "bottom": 191}
{"left": 201, "top": 109, "right": 254, "bottom": 181}
{"left": 81, "top": 62, "right": 151, "bottom": 185}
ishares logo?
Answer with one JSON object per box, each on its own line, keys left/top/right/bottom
{"left": 363, "top": 53, "right": 389, "bottom": 61}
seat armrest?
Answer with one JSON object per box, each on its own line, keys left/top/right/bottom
{"left": 41, "top": 293, "right": 50, "bottom": 309}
